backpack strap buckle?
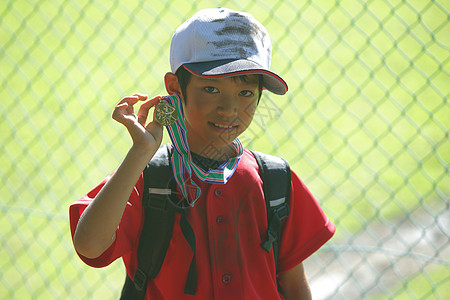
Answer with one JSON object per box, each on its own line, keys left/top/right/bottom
{"left": 272, "top": 200, "right": 289, "bottom": 218}
{"left": 261, "top": 201, "right": 290, "bottom": 253}
{"left": 133, "top": 267, "right": 148, "bottom": 291}
{"left": 143, "top": 192, "right": 170, "bottom": 211}
{"left": 261, "top": 230, "right": 277, "bottom": 253}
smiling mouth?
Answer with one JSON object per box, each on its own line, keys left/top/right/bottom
{"left": 210, "top": 122, "right": 237, "bottom": 130}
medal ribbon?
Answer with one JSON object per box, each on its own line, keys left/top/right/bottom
{"left": 163, "top": 94, "right": 243, "bottom": 207}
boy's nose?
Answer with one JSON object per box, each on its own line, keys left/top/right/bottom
{"left": 217, "top": 95, "right": 238, "bottom": 116}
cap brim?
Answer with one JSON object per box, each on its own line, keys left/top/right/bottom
{"left": 182, "top": 59, "right": 288, "bottom": 95}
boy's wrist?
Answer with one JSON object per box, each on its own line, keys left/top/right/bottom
{"left": 129, "top": 143, "right": 158, "bottom": 159}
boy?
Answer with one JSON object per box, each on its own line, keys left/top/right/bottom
{"left": 70, "top": 8, "right": 335, "bottom": 300}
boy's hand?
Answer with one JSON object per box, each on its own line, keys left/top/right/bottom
{"left": 112, "top": 93, "right": 163, "bottom": 151}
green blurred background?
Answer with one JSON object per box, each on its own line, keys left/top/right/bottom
{"left": 1, "top": 0, "right": 449, "bottom": 299}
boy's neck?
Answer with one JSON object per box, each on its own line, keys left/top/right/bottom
{"left": 189, "top": 143, "right": 237, "bottom": 161}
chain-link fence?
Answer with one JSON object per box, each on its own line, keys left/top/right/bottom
{"left": 1, "top": 0, "right": 449, "bottom": 299}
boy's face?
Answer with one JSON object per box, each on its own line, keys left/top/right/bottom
{"left": 182, "top": 74, "right": 260, "bottom": 158}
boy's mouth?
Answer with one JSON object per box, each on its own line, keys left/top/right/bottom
{"left": 213, "top": 123, "right": 233, "bottom": 129}
{"left": 209, "top": 122, "right": 237, "bottom": 130}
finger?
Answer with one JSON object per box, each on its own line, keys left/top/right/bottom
{"left": 113, "top": 102, "right": 129, "bottom": 114}
{"left": 112, "top": 102, "right": 130, "bottom": 122}
{"left": 132, "top": 93, "right": 148, "bottom": 100}
{"left": 117, "top": 94, "right": 145, "bottom": 106}
{"left": 137, "top": 95, "right": 162, "bottom": 125}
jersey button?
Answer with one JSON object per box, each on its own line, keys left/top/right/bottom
{"left": 216, "top": 215, "right": 225, "bottom": 224}
{"left": 222, "top": 273, "right": 232, "bottom": 285}
{"left": 214, "top": 188, "right": 223, "bottom": 197}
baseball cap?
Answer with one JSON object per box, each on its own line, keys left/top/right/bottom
{"left": 170, "top": 8, "right": 288, "bottom": 95}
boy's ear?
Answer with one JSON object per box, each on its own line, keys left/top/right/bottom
{"left": 164, "top": 72, "right": 182, "bottom": 96}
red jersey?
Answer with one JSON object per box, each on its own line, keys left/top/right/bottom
{"left": 70, "top": 149, "right": 335, "bottom": 299}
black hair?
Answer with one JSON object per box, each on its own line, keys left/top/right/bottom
{"left": 175, "top": 66, "right": 192, "bottom": 101}
{"left": 175, "top": 66, "right": 264, "bottom": 103}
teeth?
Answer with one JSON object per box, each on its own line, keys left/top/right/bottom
{"left": 214, "top": 123, "right": 233, "bottom": 129}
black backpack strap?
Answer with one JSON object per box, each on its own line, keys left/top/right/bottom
{"left": 121, "top": 144, "right": 197, "bottom": 299}
{"left": 251, "top": 151, "right": 291, "bottom": 272}
{"left": 120, "top": 144, "right": 177, "bottom": 300}
{"left": 179, "top": 209, "right": 197, "bottom": 295}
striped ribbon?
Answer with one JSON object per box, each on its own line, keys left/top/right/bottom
{"left": 163, "top": 94, "right": 243, "bottom": 207}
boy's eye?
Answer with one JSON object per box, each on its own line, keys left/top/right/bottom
{"left": 239, "top": 90, "right": 254, "bottom": 97}
{"left": 204, "top": 86, "right": 219, "bottom": 93}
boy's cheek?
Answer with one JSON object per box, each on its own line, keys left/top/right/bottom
{"left": 243, "top": 104, "right": 257, "bottom": 120}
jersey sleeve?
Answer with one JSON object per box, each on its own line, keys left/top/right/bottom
{"left": 69, "top": 173, "right": 145, "bottom": 268}
{"left": 277, "top": 171, "right": 335, "bottom": 273}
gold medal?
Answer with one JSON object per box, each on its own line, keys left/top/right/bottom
{"left": 155, "top": 99, "right": 177, "bottom": 126}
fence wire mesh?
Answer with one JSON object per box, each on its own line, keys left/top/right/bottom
{"left": 1, "top": 0, "right": 449, "bottom": 299}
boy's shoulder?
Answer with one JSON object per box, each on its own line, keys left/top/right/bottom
{"left": 247, "top": 149, "right": 289, "bottom": 168}
{"left": 243, "top": 148, "right": 291, "bottom": 178}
